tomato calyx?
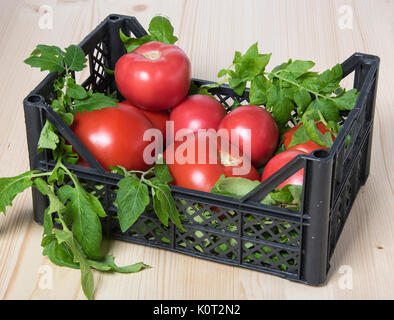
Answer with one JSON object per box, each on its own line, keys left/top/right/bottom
{"left": 142, "top": 50, "right": 162, "bottom": 60}
{"left": 219, "top": 149, "right": 243, "bottom": 167}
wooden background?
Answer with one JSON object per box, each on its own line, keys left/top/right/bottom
{"left": 0, "top": 0, "right": 393, "bottom": 300}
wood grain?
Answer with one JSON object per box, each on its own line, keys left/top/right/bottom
{"left": 0, "top": 0, "right": 393, "bottom": 300}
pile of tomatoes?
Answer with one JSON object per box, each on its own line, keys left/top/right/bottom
{"left": 71, "top": 41, "right": 334, "bottom": 193}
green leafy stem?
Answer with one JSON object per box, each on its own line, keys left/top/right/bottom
{"left": 214, "top": 43, "right": 359, "bottom": 148}
{"left": 268, "top": 69, "right": 336, "bottom": 103}
{"left": 0, "top": 157, "right": 149, "bottom": 300}
{"left": 24, "top": 44, "right": 119, "bottom": 157}
{"left": 111, "top": 164, "right": 185, "bottom": 233}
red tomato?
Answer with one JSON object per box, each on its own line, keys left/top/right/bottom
{"left": 218, "top": 105, "right": 279, "bottom": 168}
{"left": 71, "top": 104, "right": 153, "bottom": 171}
{"left": 118, "top": 100, "right": 170, "bottom": 145}
{"left": 261, "top": 150, "right": 306, "bottom": 189}
{"left": 165, "top": 133, "right": 259, "bottom": 192}
{"left": 170, "top": 94, "right": 226, "bottom": 136}
{"left": 283, "top": 122, "right": 335, "bottom": 154}
{"left": 115, "top": 41, "right": 191, "bottom": 111}
{"left": 165, "top": 134, "right": 224, "bottom": 192}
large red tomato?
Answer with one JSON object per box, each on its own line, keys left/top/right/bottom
{"left": 170, "top": 94, "right": 226, "bottom": 136}
{"left": 218, "top": 105, "right": 279, "bottom": 168}
{"left": 261, "top": 150, "right": 306, "bottom": 189}
{"left": 165, "top": 133, "right": 259, "bottom": 192}
{"left": 118, "top": 100, "right": 170, "bottom": 144}
{"left": 71, "top": 104, "right": 153, "bottom": 171}
{"left": 115, "top": 41, "right": 191, "bottom": 111}
{"left": 283, "top": 122, "right": 335, "bottom": 154}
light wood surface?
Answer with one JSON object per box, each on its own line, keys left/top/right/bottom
{"left": 0, "top": 0, "right": 393, "bottom": 300}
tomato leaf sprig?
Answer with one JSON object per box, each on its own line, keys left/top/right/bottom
{"left": 112, "top": 163, "right": 185, "bottom": 233}
{"left": 5, "top": 43, "right": 149, "bottom": 300}
{"left": 216, "top": 43, "right": 359, "bottom": 147}
{"left": 24, "top": 44, "right": 118, "bottom": 156}
{"left": 120, "top": 16, "right": 178, "bottom": 53}
{"left": 0, "top": 157, "right": 149, "bottom": 300}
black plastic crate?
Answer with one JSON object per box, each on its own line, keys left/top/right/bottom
{"left": 23, "top": 14, "right": 380, "bottom": 285}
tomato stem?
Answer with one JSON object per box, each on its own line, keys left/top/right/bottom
{"left": 142, "top": 50, "right": 161, "bottom": 60}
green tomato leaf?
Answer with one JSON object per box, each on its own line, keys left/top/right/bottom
{"left": 332, "top": 88, "right": 359, "bottom": 110}
{"left": 0, "top": 171, "right": 37, "bottom": 214}
{"left": 114, "top": 176, "right": 150, "bottom": 232}
{"left": 286, "top": 124, "right": 310, "bottom": 149}
{"left": 124, "top": 35, "right": 154, "bottom": 53}
{"left": 270, "top": 187, "right": 293, "bottom": 203}
{"left": 228, "top": 77, "right": 243, "bottom": 89}
{"left": 217, "top": 69, "right": 228, "bottom": 78}
{"left": 60, "top": 112, "right": 74, "bottom": 127}
{"left": 293, "top": 88, "right": 312, "bottom": 115}
{"left": 53, "top": 228, "right": 73, "bottom": 244}
{"left": 24, "top": 45, "right": 65, "bottom": 74}
{"left": 154, "top": 163, "right": 173, "bottom": 184}
{"left": 152, "top": 183, "right": 184, "bottom": 231}
{"left": 234, "top": 43, "right": 271, "bottom": 81}
{"left": 69, "top": 235, "right": 94, "bottom": 300}
{"left": 119, "top": 28, "right": 131, "bottom": 42}
{"left": 51, "top": 98, "right": 65, "bottom": 114}
{"left": 210, "top": 175, "right": 261, "bottom": 199}
{"left": 37, "top": 120, "right": 59, "bottom": 152}
{"left": 260, "top": 192, "right": 277, "bottom": 207}
{"left": 316, "top": 64, "right": 343, "bottom": 93}
{"left": 288, "top": 184, "right": 303, "bottom": 206}
{"left": 66, "top": 79, "right": 89, "bottom": 100}
{"left": 47, "top": 160, "right": 64, "bottom": 185}
{"left": 148, "top": 16, "right": 178, "bottom": 44}
{"left": 326, "top": 121, "right": 341, "bottom": 136}
{"left": 270, "top": 59, "right": 292, "bottom": 76}
{"left": 73, "top": 93, "right": 118, "bottom": 114}
{"left": 260, "top": 184, "right": 303, "bottom": 211}
{"left": 53, "top": 228, "right": 94, "bottom": 300}
{"left": 151, "top": 187, "right": 169, "bottom": 227}
{"left": 79, "top": 256, "right": 94, "bottom": 300}
{"left": 33, "top": 178, "right": 65, "bottom": 235}
{"left": 306, "top": 98, "right": 341, "bottom": 122}
{"left": 42, "top": 237, "right": 80, "bottom": 269}
{"left": 232, "top": 51, "right": 242, "bottom": 64}
{"left": 287, "top": 60, "right": 315, "bottom": 78}
{"left": 267, "top": 85, "right": 295, "bottom": 130}
{"left": 303, "top": 118, "right": 333, "bottom": 148}
{"left": 249, "top": 75, "right": 271, "bottom": 105}
{"left": 243, "top": 42, "right": 259, "bottom": 58}
{"left": 230, "top": 80, "right": 247, "bottom": 96}
{"left": 64, "top": 45, "right": 87, "bottom": 72}
{"left": 57, "top": 183, "right": 104, "bottom": 260}
{"left": 226, "top": 43, "right": 271, "bottom": 97}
